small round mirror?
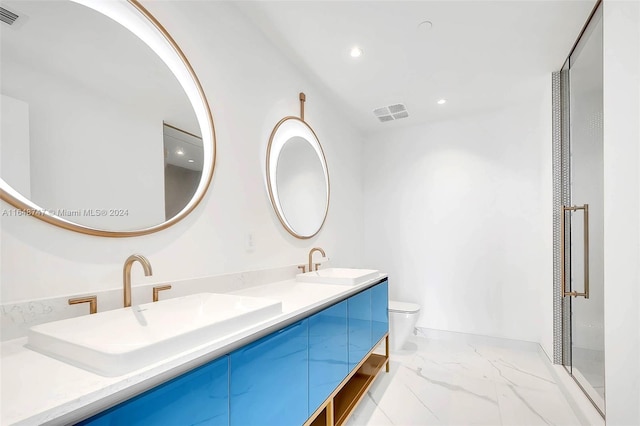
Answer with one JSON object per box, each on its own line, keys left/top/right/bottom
{"left": 267, "top": 117, "right": 329, "bottom": 239}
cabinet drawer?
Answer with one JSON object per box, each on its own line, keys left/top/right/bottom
{"left": 371, "top": 280, "right": 389, "bottom": 344}
{"left": 77, "top": 356, "right": 229, "bottom": 426}
{"left": 308, "top": 300, "right": 348, "bottom": 415}
{"left": 348, "top": 290, "right": 372, "bottom": 371}
{"left": 229, "top": 320, "right": 308, "bottom": 426}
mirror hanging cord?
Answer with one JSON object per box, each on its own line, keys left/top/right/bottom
{"left": 299, "top": 92, "right": 306, "bottom": 121}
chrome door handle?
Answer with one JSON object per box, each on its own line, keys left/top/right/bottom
{"left": 561, "top": 204, "right": 590, "bottom": 298}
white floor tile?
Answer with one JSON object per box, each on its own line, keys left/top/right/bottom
{"left": 496, "top": 384, "right": 580, "bottom": 426}
{"left": 346, "top": 333, "right": 582, "bottom": 426}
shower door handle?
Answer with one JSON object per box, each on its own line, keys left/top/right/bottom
{"left": 561, "top": 204, "right": 589, "bottom": 298}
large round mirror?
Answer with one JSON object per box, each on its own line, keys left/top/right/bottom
{"left": 0, "top": 0, "right": 215, "bottom": 236}
{"left": 266, "top": 117, "right": 329, "bottom": 239}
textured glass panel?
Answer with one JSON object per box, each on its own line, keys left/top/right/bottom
{"left": 560, "top": 67, "right": 573, "bottom": 370}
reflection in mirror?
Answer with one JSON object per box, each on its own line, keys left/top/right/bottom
{"left": 267, "top": 117, "right": 329, "bottom": 239}
{"left": 276, "top": 136, "right": 327, "bottom": 236}
{"left": 163, "top": 124, "right": 203, "bottom": 220}
{"left": 0, "top": 0, "right": 213, "bottom": 235}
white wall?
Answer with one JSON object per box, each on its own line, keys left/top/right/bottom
{"left": 363, "top": 79, "right": 554, "bottom": 356}
{"left": 602, "top": 1, "right": 640, "bottom": 424}
{"left": 0, "top": 2, "right": 364, "bottom": 302}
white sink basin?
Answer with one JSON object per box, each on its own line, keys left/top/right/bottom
{"left": 27, "top": 293, "right": 282, "bottom": 376}
{"left": 296, "top": 268, "right": 380, "bottom": 286}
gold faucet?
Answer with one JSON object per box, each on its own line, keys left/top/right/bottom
{"left": 308, "top": 247, "right": 326, "bottom": 272}
{"left": 153, "top": 284, "right": 172, "bottom": 302}
{"left": 68, "top": 295, "right": 98, "bottom": 314}
{"left": 123, "top": 254, "right": 152, "bottom": 308}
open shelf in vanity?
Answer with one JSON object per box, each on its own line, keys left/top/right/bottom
{"left": 307, "top": 335, "right": 389, "bottom": 426}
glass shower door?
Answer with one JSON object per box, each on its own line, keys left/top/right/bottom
{"left": 561, "top": 3, "right": 605, "bottom": 416}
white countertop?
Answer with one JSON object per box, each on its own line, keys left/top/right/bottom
{"left": 0, "top": 274, "right": 387, "bottom": 426}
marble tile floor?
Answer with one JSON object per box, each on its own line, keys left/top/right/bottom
{"left": 346, "top": 331, "right": 582, "bottom": 426}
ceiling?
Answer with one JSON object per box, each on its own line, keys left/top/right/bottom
{"left": 236, "top": 1, "right": 596, "bottom": 133}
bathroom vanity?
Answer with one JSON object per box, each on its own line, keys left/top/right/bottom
{"left": 0, "top": 274, "right": 389, "bottom": 426}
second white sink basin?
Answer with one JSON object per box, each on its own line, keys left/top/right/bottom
{"left": 27, "top": 293, "right": 282, "bottom": 376}
{"left": 296, "top": 268, "right": 379, "bottom": 286}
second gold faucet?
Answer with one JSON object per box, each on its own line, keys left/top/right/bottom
{"left": 308, "top": 247, "right": 326, "bottom": 272}
{"left": 123, "top": 254, "right": 153, "bottom": 308}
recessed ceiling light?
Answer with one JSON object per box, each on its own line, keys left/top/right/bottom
{"left": 187, "top": 159, "right": 195, "bottom": 163}
{"left": 176, "top": 149, "right": 184, "bottom": 155}
{"left": 350, "top": 46, "right": 363, "bottom": 58}
{"left": 437, "top": 99, "right": 447, "bottom": 105}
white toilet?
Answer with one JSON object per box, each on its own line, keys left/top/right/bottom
{"left": 388, "top": 300, "right": 421, "bottom": 352}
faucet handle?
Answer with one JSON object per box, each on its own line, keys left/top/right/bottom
{"left": 297, "top": 265, "right": 307, "bottom": 273}
{"left": 153, "top": 285, "right": 172, "bottom": 302}
{"left": 68, "top": 296, "right": 98, "bottom": 314}
{"left": 314, "top": 263, "right": 321, "bottom": 271}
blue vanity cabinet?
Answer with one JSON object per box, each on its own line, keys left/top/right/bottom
{"left": 229, "top": 320, "right": 309, "bottom": 426}
{"left": 74, "top": 280, "right": 389, "bottom": 426}
{"left": 371, "top": 279, "right": 389, "bottom": 345}
{"left": 77, "top": 356, "right": 229, "bottom": 426}
{"left": 347, "top": 289, "right": 372, "bottom": 371}
{"left": 308, "top": 300, "right": 348, "bottom": 416}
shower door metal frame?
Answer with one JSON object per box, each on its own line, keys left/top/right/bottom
{"left": 552, "top": 0, "right": 604, "bottom": 418}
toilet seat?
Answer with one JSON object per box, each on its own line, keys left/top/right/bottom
{"left": 389, "top": 301, "right": 420, "bottom": 313}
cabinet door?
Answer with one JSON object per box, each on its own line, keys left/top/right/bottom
{"left": 77, "top": 356, "right": 229, "bottom": 426}
{"left": 308, "top": 300, "right": 348, "bottom": 416}
{"left": 371, "top": 280, "right": 389, "bottom": 345}
{"left": 348, "top": 289, "right": 371, "bottom": 370}
{"left": 229, "top": 320, "right": 308, "bottom": 426}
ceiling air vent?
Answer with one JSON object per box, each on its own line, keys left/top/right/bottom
{"left": 0, "top": 7, "right": 19, "bottom": 25}
{"left": 373, "top": 103, "right": 409, "bottom": 123}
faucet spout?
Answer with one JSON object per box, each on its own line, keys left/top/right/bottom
{"left": 123, "top": 254, "right": 153, "bottom": 308}
{"left": 308, "top": 247, "right": 326, "bottom": 272}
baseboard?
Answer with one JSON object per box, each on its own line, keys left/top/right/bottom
{"left": 414, "top": 327, "right": 540, "bottom": 352}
